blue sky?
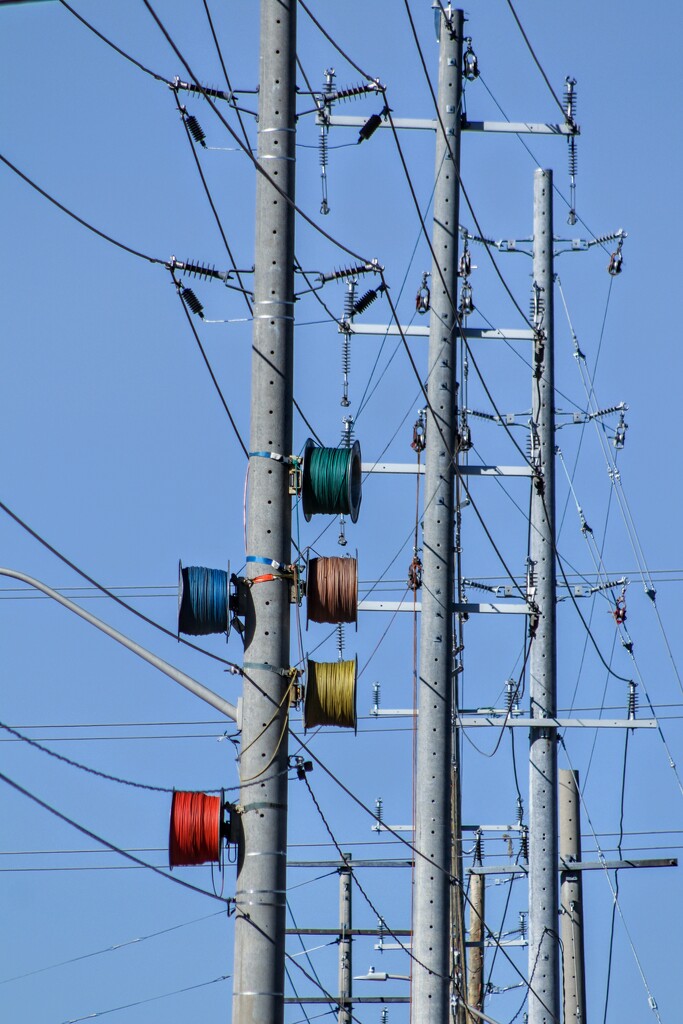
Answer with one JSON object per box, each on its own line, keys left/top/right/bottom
{"left": 1, "top": 2, "right": 681, "bottom": 1022}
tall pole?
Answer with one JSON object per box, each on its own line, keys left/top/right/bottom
{"left": 467, "top": 871, "right": 486, "bottom": 1024}
{"left": 528, "top": 167, "right": 559, "bottom": 1024}
{"left": 412, "top": 8, "right": 463, "bottom": 1024}
{"left": 232, "top": 3, "right": 296, "bottom": 1024}
{"left": 559, "top": 769, "right": 587, "bottom": 1024}
{"left": 338, "top": 856, "right": 353, "bottom": 1024}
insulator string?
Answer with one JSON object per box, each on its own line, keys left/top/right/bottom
{"left": 169, "top": 791, "right": 222, "bottom": 867}
{"left": 302, "top": 441, "right": 362, "bottom": 522}
{"left": 304, "top": 659, "right": 357, "bottom": 730}
{"left": 307, "top": 556, "right": 357, "bottom": 624}
{"left": 178, "top": 566, "right": 228, "bottom": 636}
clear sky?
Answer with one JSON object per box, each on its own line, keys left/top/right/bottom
{"left": 1, "top": 2, "right": 681, "bottom": 1023}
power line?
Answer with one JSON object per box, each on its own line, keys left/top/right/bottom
{"left": 0, "top": 151, "right": 164, "bottom": 265}
{"left": 0, "top": 768, "right": 230, "bottom": 905}
{"left": 0, "top": 910, "right": 224, "bottom": 986}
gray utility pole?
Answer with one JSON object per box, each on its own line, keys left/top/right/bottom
{"left": 338, "top": 856, "right": 353, "bottom": 1024}
{"left": 232, "top": 3, "right": 296, "bottom": 1024}
{"left": 528, "top": 167, "right": 560, "bottom": 1024}
{"left": 559, "top": 770, "right": 587, "bottom": 1024}
{"left": 412, "top": 8, "right": 463, "bottom": 1024}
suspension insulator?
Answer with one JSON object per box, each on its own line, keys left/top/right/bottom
{"left": 327, "top": 82, "right": 381, "bottom": 103}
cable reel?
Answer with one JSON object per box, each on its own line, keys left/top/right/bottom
{"left": 168, "top": 790, "right": 237, "bottom": 867}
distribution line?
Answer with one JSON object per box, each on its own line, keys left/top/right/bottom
{"left": 168, "top": 267, "right": 248, "bottom": 455}
{"left": 559, "top": 738, "right": 665, "bottom": 1024}
{"left": 0, "top": 152, "right": 164, "bottom": 266}
{"left": 57, "top": 0, "right": 171, "bottom": 83}
{"left": 56, "top": 974, "right": 229, "bottom": 1024}
{"left": 292, "top": 736, "right": 559, "bottom": 1021}
{"left": 0, "top": 769, "right": 231, "bottom": 905}
{"left": 302, "top": 774, "right": 447, "bottom": 982}
{"left": 0, "top": 498, "right": 242, "bottom": 670}
{"left": 0, "top": 910, "right": 224, "bottom": 986}
{"left": 503, "top": 0, "right": 569, "bottom": 121}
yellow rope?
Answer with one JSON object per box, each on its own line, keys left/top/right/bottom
{"left": 304, "top": 659, "right": 357, "bottom": 730}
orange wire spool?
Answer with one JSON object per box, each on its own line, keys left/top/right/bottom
{"left": 169, "top": 791, "right": 223, "bottom": 867}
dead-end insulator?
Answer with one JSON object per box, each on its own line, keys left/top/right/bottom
{"left": 324, "top": 81, "right": 383, "bottom": 104}
{"left": 167, "top": 257, "right": 231, "bottom": 284}
{"left": 181, "top": 287, "right": 204, "bottom": 318}
{"left": 172, "top": 77, "right": 232, "bottom": 102}
{"left": 183, "top": 112, "right": 207, "bottom": 148}
{"left": 320, "top": 259, "right": 382, "bottom": 284}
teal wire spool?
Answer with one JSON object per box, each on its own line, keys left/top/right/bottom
{"left": 178, "top": 561, "right": 229, "bottom": 637}
{"left": 301, "top": 438, "right": 362, "bottom": 523}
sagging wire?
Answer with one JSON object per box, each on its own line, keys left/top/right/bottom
{"left": 559, "top": 739, "right": 665, "bottom": 1023}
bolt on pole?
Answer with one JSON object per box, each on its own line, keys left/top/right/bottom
{"left": 231, "top": 3, "right": 297, "bottom": 1024}
{"left": 411, "top": 8, "right": 464, "bottom": 1024}
{"left": 528, "top": 167, "right": 560, "bottom": 1024}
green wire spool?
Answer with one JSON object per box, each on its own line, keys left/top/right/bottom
{"left": 301, "top": 438, "right": 362, "bottom": 522}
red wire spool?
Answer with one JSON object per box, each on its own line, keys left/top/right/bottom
{"left": 169, "top": 791, "right": 223, "bottom": 867}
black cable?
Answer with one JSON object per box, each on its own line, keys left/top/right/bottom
{"left": 302, "top": 774, "right": 444, "bottom": 981}
{"left": 55, "top": 974, "right": 229, "bottom": 1022}
{"left": 0, "top": 497, "right": 242, "bottom": 669}
{"left": 601, "top": 729, "right": 630, "bottom": 1024}
{"left": 172, "top": 89, "right": 254, "bottom": 315}
{"left": 0, "top": 768, "right": 230, "bottom": 905}
{"left": 0, "top": 910, "right": 224, "bottom": 985}
{"left": 292, "top": 735, "right": 559, "bottom": 1020}
{"left": 140, "top": 0, "right": 370, "bottom": 268}
{"left": 0, "top": 152, "right": 164, "bottom": 266}
{"left": 57, "top": 0, "right": 171, "bottom": 83}
{"left": 503, "top": 0, "right": 569, "bottom": 121}
{"left": 169, "top": 268, "right": 249, "bottom": 456}
{"left": 0, "top": 719, "right": 186, "bottom": 793}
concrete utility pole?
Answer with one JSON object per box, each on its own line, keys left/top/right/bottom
{"left": 560, "top": 769, "right": 587, "bottom": 1024}
{"left": 528, "top": 167, "right": 560, "bottom": 1024}
{"left": 412, "top": 8, "right": 463, "bottom": 1024}
{"left": 338, "top": 856, "right": 353, "bottom": 1024}
{"left": 232, "top": 3, "right": 296, "bottom": 1024}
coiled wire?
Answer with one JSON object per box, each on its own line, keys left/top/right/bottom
{"left": 307, "top": 556, "right": 357, "bottom": 624}
{"left": 302, "top": 439, "right": 362, "bottom": 522}
{"left": 169, "top": 791, "right": 222, "bottom": 866}
{"left": 304, "top": 659, "right": 357, "bottom": 730}
{"left": 178, "top": 565, "right": 228, "bottom": 635}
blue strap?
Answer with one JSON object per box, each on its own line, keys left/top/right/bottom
{"left": 246, "top": 555, "right": 289, "bottom": 574}
{"left": 249, "top": 450, "right": 300, "bottom": 466}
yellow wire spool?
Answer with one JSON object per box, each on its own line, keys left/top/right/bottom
{"left": 304, "top": 658, "right": 357, "bottom": 730}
